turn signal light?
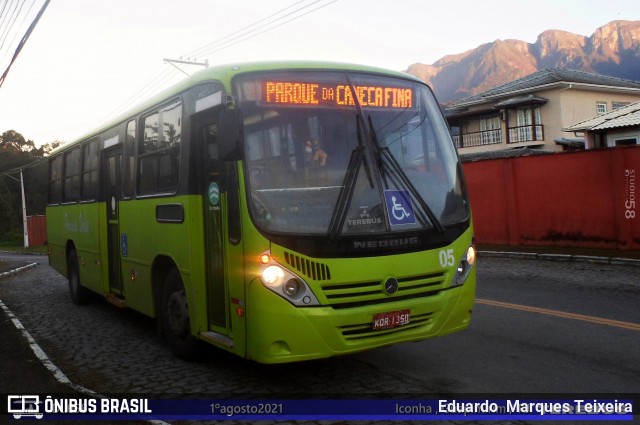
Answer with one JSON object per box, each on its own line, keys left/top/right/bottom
{"left": 259, "top": 254, "right": 271, "bottom": 264}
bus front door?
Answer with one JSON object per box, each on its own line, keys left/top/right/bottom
{"left": 197, "top": 117, "right": 232, "bottom": 343}
{"left": 103, "top": 147, "right": 124, "bottom": 298}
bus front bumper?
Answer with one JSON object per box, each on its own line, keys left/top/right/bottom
{"left": 246, "top": 274, "right": 475, "bottom": 364}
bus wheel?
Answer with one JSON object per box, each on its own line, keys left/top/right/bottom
{"left": 68, "top": 249, "right": 90, "bottom": 305}
{"left": 161, "top": 269, "right": 200, "bottom": 360}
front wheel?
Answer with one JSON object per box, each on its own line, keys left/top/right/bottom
{"left": 161, "top": 269, "right": 200, "bottom": 360}
{"left": 68, "top": 249, "right": 90, "bottom": 305}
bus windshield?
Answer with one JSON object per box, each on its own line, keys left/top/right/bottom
{"left": 234, "top": 71, "right": 468, "bottom": 236}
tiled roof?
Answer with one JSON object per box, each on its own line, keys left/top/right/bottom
{"left": 459, "top": 147, "right": 554, "bottom": 162}
{"left": 494, "top": 94, "right": 548, "bottom": 108}
{"left": 450, "top": 68, "right": 640, "bottom": 107}
{"left": 564, "top": 101, "right": 640, "bottom": 131}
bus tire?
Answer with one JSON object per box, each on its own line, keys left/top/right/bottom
{"left": 161, "top": 269, "right": 200, "bottom": 360}
{"left": 68, "top": 249, "right": 90, "bottom": 305}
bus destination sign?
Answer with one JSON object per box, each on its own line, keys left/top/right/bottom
{"left": 264, "top": 81, "right": 414, "bottom": 109}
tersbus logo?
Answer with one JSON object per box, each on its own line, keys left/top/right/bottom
{"left": 7, "top": 395, "right": 43, "bottom": 420}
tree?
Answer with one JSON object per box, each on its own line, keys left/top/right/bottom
{"left": 0, "top": 130, "right": 63, "bottom": 243}
{"left": 33, "top": 140, "right": 63, "bottom": 157}
{"left": 1, "top": 129, "right": 35, "bottom": 151}
{"left": 1, "top": 130, "right": 34, "bottom": 173}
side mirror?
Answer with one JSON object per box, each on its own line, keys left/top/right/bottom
{"left": 218, "top": 108, "right": 244, "bottom": 161}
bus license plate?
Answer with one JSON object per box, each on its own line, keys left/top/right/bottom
{"left": 372, "top": 310, "right": 410, "bottom": 330}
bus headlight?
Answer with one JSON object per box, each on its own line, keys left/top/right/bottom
{"left": 258, "top": 251, "right": 320, "bottom": 306}
{"left": 283, "top": 279, "right": 301, "bottom": 297}
{"left": 454, "top": 245, "right": 476, "bottom": 286}
{"left": 262, "top": 266, "right": 285, "bottom": 286}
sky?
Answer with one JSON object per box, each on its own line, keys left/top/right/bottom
{"left": 1, "top": 0, "right": 639, "bottom": 147}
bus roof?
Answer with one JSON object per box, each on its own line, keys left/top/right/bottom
{"left": 52, "top": 61, "right": 423, "bottom": 155}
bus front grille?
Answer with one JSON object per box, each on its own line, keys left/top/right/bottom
{"left": 320, "top": 272, "right": 446, "bottom": 309}
{"left": 339, "top": 312, "right": 435, "bottom": 341}
{"left": 284, "top": 251, "right": 331, "bottom": 281}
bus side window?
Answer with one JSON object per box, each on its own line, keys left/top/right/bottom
{"left": 63, "top": 147, "right": 81, "bottom": 203}
{"left": 157, "top": 152, "right": 179, "bottom": 191}
{"left": 80, "top": 138, "right": 99, "bottom": 201}
{"left": 123, "top": 119, "right": 136, "bottom": 198}
{"left": 138, "top": 156, "right": 157, "bottom": 195}
{"left": 49, "top": 156, "right": 62, "bottom": 204}
{"left": 138, "top": 99, "right": 182, "bottom": 195}
{"left": 205, "top": 123, "right": 220, "bottom": 181}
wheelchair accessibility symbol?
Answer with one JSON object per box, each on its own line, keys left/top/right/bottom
{"left": 384, "top": 190, "right": 416, "bottom": 226}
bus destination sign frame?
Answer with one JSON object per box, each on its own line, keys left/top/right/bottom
{"left": 263, "top": 80, "right": 414, "bottom": 110}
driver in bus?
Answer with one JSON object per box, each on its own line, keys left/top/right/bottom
{"left": 304, "top": 138, "right": 328, "bottom": 167}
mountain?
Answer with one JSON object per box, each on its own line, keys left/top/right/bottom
{"left": 406, "top": 20, "right": 640, "bottom": 104}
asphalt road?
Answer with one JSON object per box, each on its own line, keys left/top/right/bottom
{"left": 356, "top": 256, "right": 640, "bottom": 394}
{"left": 0, "top": 252, "right": 48, "bottom": 264}
{"left": 0, "top": 253, "right": 638, "bottom": 424}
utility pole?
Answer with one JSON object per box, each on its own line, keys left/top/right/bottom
{"left": 2, "top": 170, "right": 29, "bottom": 248}
{"left": 20, "top": 169, "right": 29, "bottom": 248}
{"left": 163, "top": 58, "right": 209, "bottom": 77}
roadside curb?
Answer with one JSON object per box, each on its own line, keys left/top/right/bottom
{"left": 479, "top": 250, "right": 640, "bottom": 267}
{"left": 1, "top": 274, "right": 170, "bottom": 425}
{"left": 0, "top": 262, "right": 38, "bottom": 278}
{"left": 0, "top": 250, "right": 46, "bottom": 256}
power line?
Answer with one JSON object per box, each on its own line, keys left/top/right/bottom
{"left": 91, "top": 66, "right": 183, "bottom": 128}
{"left": 0, "top": 0, "right": 36, "bottom": 65}
{"left": 195, "top": 0, "right": 338, "bottom": 58}
{"left": 0, "top": 0, "right": 48, "bottom": 88}
{"left": 95, "top": 0, "right": 339, "bottom": 128}
{"left": 1, "top": 156, "right": 47, "bottom": 175}
{"left": 183, "top": 0, "right": 310, "bottom": 59}
{"left": 0, "top": 0, "right": 17, "bottom": 34}
{"left": 0, "top": 1, "right": 11, "bottom": 24}
{"left": 0, "top": 0, "right": 22, "bottom": 50}
{"left": 185, "top": 0, "right": 339, "bottom": 67}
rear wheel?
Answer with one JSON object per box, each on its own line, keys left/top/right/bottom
{"left": 162, "top": 269, "right": 200, "bottom": 360}
{"left": 68, "top": 249, "right": 90, "bottom": 305}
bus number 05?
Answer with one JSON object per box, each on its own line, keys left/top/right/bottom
{"left": 439, "top": 249, "right": 455, "bottom": 268}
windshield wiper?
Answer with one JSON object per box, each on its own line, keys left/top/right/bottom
{"left": 328, "top": 74, "right": 445, "bottom": 238}
{"left": 327, "top": 143, "right": 365, "bottom": 239}
{"left": 327, "top": 76, "right": 377, "bottom": 240}
{"left": 367, "top": 115, "right": 445, "bottom": 233}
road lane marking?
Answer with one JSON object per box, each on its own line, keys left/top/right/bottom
{"left": 476, "top": 298, "right": 640, "bottom": 331}
{"left": 0, "top": 262, "right": 37, "bottom": 278}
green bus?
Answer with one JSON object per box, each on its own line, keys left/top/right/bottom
{"left": 46, "top": 61, "right": 476, "bottom": 363}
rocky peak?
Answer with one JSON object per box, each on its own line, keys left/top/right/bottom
{"left": 535, "top": 30, "right": 587, "bottom": 56}
{"left": 590, "top": 20, "right": 640, "bottom": 60}
{"left": 406, "top": 20, "right": 640, "bottom": 104}
{"left": 534, "top": 29, "right": 588, "bottom": 69}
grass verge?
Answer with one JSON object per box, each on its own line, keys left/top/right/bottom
{"left": 0, "top": 243, "right": 48, "bottom": 255}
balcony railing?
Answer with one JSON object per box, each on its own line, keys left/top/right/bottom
{"left": 454, "top": 125, "right": 545, "bottom": 148}
{"left": 453, "top": 129, "right": 502, "bottom": 148}
{"left": 508, "top": 125, "right": 544, "bottom": 144}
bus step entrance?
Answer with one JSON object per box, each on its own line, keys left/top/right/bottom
{"left": 105, "top": 293, "right": 126, "bottom": 309}
{"left": 201, "top": 331, "right": 234, "bottom": 348}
